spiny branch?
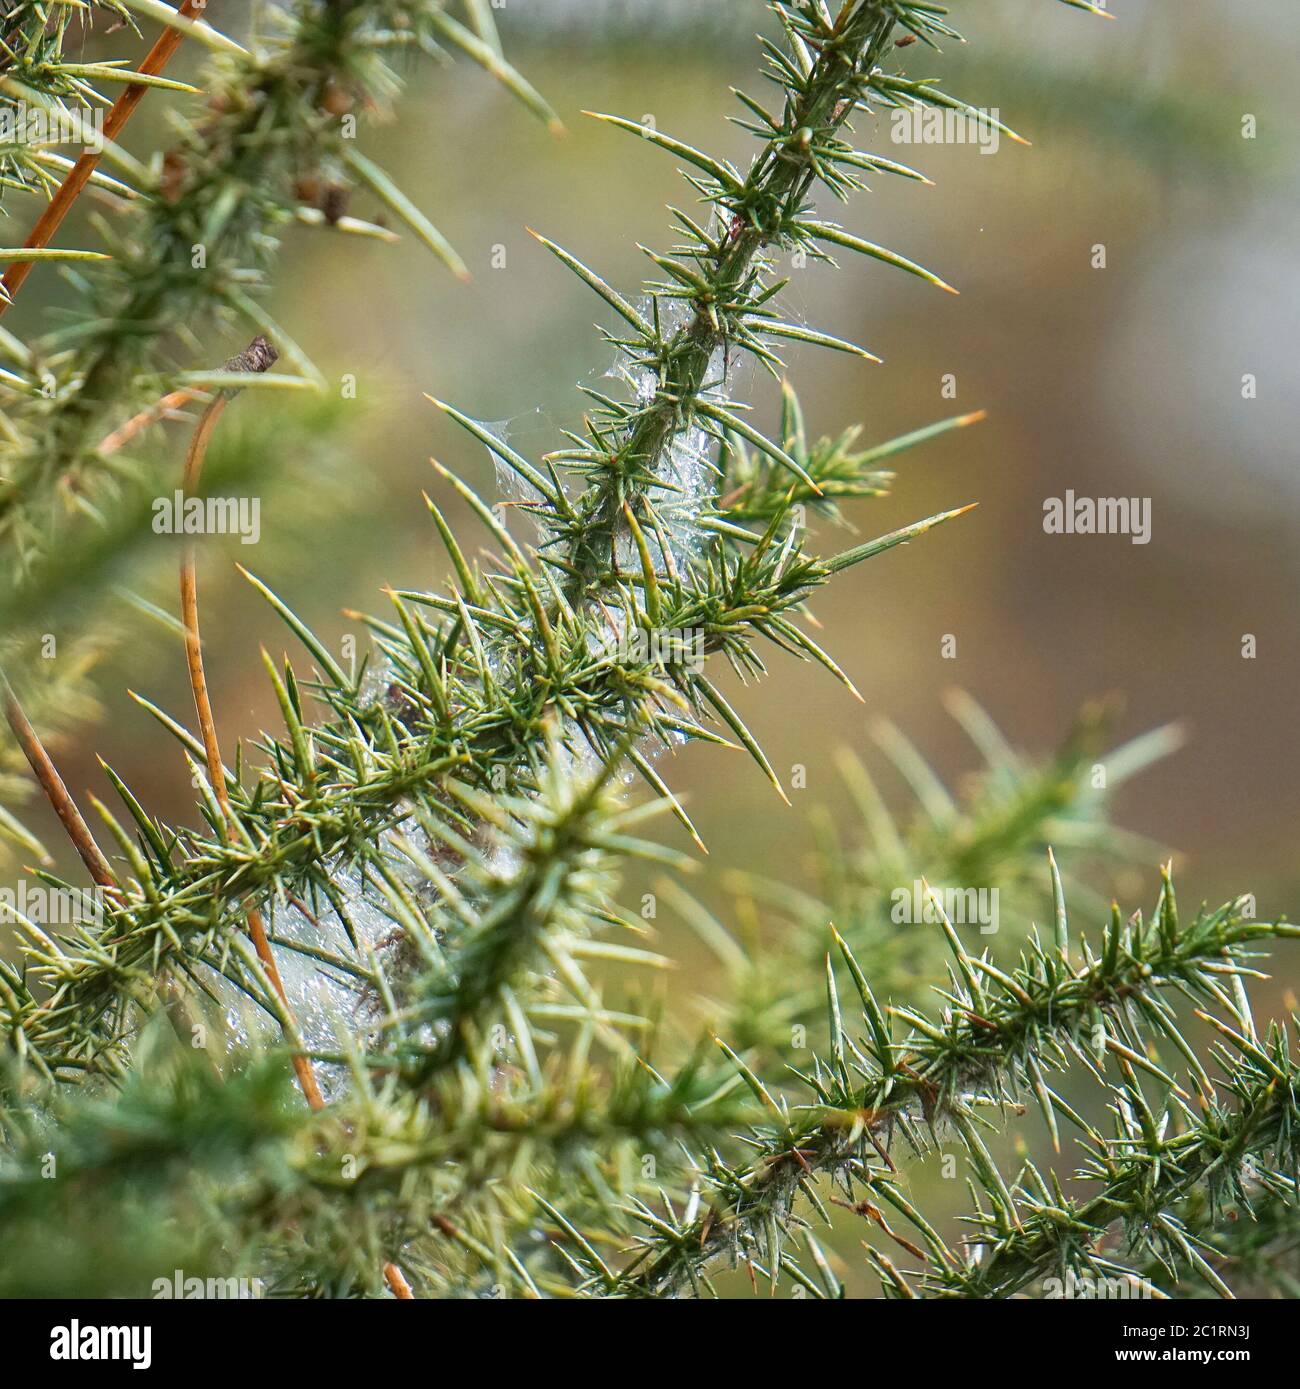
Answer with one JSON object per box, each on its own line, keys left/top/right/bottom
{"left": 0, "top": 0, "right": 211, "bottom": 316}
{"left": 606, "top": 874, "right": 1297, "bottom": 1296}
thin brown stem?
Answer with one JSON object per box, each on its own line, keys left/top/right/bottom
{"left": 177, "top": 387, "right": 325, "bottom": 1108}
{"left": 98, "top": 388, "right": 200, "bottom": 457}
{"left": 0, "top": 675, "right": 117, "bottom": 891}
{"left": 0, "top": 0, "right": 209, "bottom": 317}
{"left": 176, "top": 351, "right": 415, "bottom": 1295}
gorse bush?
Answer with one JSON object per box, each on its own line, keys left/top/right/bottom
{"left": 0, "top": 0, "right": 1297, "bottom": 1303}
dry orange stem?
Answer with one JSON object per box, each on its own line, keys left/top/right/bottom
{"left": 178, "top": 392, "right": 325, "bottom": 1109}
{"left": 0, "top": 0, "right": 209, "bottom": 316}
{"left": 178, "top": 374, "right": 413, "bottom": 1296}
{"left": 98, "top": 388, "right": 199, "bottom": 457}
{"left": 1, "top": 676, "right": 118, "bottom": 891}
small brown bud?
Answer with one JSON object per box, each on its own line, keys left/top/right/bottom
{"left": 223, "top": 336, "right": 278, "bottom": 376}
{"left": 322, "top": 185, "right": 349, "bottom": 226}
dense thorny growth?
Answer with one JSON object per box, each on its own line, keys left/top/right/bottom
{"left": 0, "top": 0, "right": 555, "bottom": 853}
{"left": 1, "top": 0, "right": 1297, "bottom": 1300}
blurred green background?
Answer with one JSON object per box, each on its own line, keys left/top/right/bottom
{"left": 5, "top": 0, "right": 1299, "bottom": 1294}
